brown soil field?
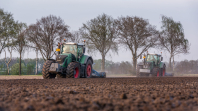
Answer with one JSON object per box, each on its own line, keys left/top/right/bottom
{"left": 0, "top": 77, "right": 198, "bottom": 111}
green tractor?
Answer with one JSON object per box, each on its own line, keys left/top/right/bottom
{"left": 137, "top": 53, "right": 166, "bottom": 77}
{"left": 42, "top": 41, "right": 105, "bottom": 79}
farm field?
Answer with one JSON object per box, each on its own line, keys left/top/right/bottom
{"left": 0, "top": 74, "right": 198, "bottom": 80}
{"left": 0, "top": 77, "right": 198, "bottom": 111}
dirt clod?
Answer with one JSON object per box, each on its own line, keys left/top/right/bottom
{"left": 120, "top": 93, "right": 127, "bottom": 99}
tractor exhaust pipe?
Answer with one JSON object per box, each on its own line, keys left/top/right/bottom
{"left": 57, "top": 43, "right": 60, "bottom": 55}
{"left": 143, "top": 54, "right": 146, "bottom": 65}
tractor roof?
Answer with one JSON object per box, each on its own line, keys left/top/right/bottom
{"left": 65, "top": 42, "right": 85, "bottom": 46}
{"left": 77, "top": 43, "right": 84, "bottom": 46}
{"left": 148, "top": 53, "right": 161, "bottom": 56}
{"left": 65, "top": 42, "right": 77, "bottom": 45}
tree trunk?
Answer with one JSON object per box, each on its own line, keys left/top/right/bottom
{"left": 4, "top": 49, "right": 12, "bottom": 75}
{"left": 35, "top": 49, "right": 38, "bottom": 75}
{"left": 132, "top": 56, "right": 137, "bottom": 74}
{"left": 173, "top": 56, "right": 175, "bottom": 72}
{"left": 6, "top": 64, "right": 9, "bottom": 75}
{"left": 169, "top": 57, "right": 172, "bottom": 70}
{"left": 101, "top": 53, "right": 105, "bottom": 72}
{"left": 19, "top": 53, "right": 21, "bottom": 76}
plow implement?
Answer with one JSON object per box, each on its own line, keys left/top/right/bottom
{"left": 91, "top": 69, "right": 106, "bottom": 78}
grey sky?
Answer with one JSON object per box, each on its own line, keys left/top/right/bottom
{"left": 0, "top": 0, "right": 198, "bottom": 63}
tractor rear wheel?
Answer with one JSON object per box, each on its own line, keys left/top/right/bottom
{"left": 136, "top": 65, "right": 143, "bottom": 77}
{"left": 152, "top": 67, "right": 160, "bottom": 77}
{"left": 85, "top": 59, "right": 93, "bottom": 78}
{"left": 56, "top": 73, "right": 66, "bottom": 78}
{"left": 42, "top": 60, "right": 56, "bottom": 79}
{"left": 66, "top": 62, "right": 80, "bottom": 78}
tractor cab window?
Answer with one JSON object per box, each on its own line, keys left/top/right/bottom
{"left": 61, "top": 44, "right": 77, "bottom": 56}
{"left": 146, "top": 55, "right": 158, "bottom": 65}
{"left": 77, "top": 45, "right": 84, "bottom": 57}
{"left": 157, "top": 56, "right": 160, "bottom": 61}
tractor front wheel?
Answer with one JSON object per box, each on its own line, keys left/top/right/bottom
{"left": 152, "top": 67, "right": 160, "bottom": 77}
{"left": 66, "top": 62, "right": 80, "bottom": 78}
{"left": 85, "top": 59, "right": 93, "bottom": 78}
{"left": 42, "top": 60, "right": 56, "bottom": 79}
{"left": 161, "top": 65, "right": 166, "bottom": 77}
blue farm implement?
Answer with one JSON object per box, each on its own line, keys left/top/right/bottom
{"left": 91, "top": 69, "right": 106, "bottom": 78}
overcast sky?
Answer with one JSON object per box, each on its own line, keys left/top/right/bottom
{"left": 0, "top": 0, "right": 198, "bottom": 63}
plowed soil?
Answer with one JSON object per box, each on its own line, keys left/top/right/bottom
{"left": 0, "top": 77, "right": 198, "bottom": 111}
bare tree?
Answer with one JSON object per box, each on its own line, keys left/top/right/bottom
{"left": 71, "top": 31, "right": 83, "bottom": 43}
{"left": 115, "top": 16, "right": 158, "bottom": 72}
{"left": 26, "top": 15, "right": 71, "bottom": 61}
{"left": 80, "top": 14, "right": 118, "bottom": 71}
{"left": 35, "top": 48, "right": 38, "bottom": 75}
{"left": 159, "top": 15, "right": 190, "bottom": 71}
{"left": 14, "top": 22, "right": 28, "bottom": 75}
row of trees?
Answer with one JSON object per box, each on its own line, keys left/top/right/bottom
{"left": 1, "top": 57, "right": 197, "bottom": 75}
{"left": 0, "top": 8, "right": 190, "bottom": 74}
{"left": 0, "top": 9, "right": 29, "bottom": 75}
{"left": 81, "top": 14, "right": 189, "bottom": 72}
{"left": 0, "top": 58, "right": 44, "bottom": 75}
{"left": 0, "top": 58, "right": 133, "bottom": 75}
{"left": 174, "top": 60, "right": 198, "bottom": 74}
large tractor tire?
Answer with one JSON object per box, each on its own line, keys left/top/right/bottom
{"left": 160, "top": 65, "right": 166, "bottom": 77}
{"left": 42, "top": 60, "right": 56, "bottom": 79}
{"left": 56, "top": 73, "right": 66, "bottom": 78}
{"left": 136, "top": 65, "right": 143, "bottom": 77}
{"left": 66, "top": 62, "right": 80, "bottom": 78}
{"left": 85, "top": 59, "right": 93, "bottom": 78}
{"left": 152, "top": 67, "right": 160, "bottom": 77}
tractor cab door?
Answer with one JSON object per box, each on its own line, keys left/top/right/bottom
{"left": 153, "top": 55, "right": 158, "bottom": 66}
{"left": 77, "top": 45, "right": 84, "bottom": 61}
{"left": 156, "top": 56, "right": 160, "bottom": 65}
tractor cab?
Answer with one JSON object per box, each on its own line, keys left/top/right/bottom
{"left": 60, "top": 42, "right": 85, "bottom": 59}
{"left": 146, "top": 54, "right": 162, "bottom": 66}
{"left": 61, "top": 43, "right": 77, "bottom": 56}
{"left": 55, "top": 42, "right": 86, "bottom": 67}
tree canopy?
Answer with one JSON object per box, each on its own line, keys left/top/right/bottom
{"left": 26, "top": 15, "right": 71, "bottom": 61}
{"left": 0, "top": 9, "right": 17, "bottom": 54}
{"left": 80, "top": 13, "right": 118, "bottom": 71}
{"left": 115, "top": 16, "right": 158, "bottom": 71}
{"left": 159, "top": 15, "right": 190, "bottom": 70}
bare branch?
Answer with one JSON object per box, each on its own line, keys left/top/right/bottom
{"left": 80, "top": 14, "right": 118, "bottom": 71}
{"left": 26, "top": 15, "right": 71, "bottom": 60}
